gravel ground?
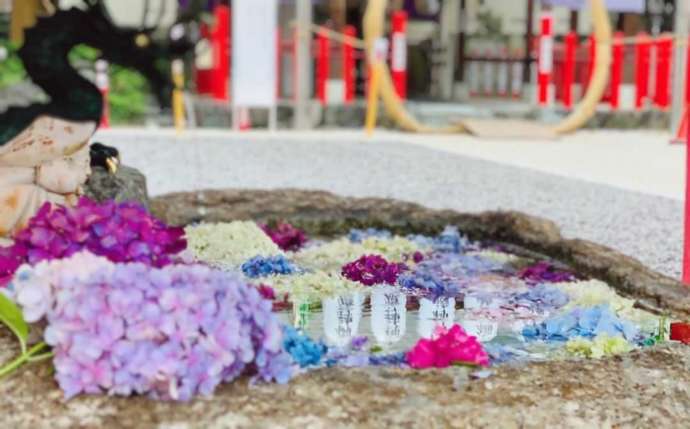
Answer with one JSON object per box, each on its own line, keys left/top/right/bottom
{"left": 96, "top": 129, "right": 683, "bottom": 279}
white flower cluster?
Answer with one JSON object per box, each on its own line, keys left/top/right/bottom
{"left": 294, "top": 236, "right": 424, "bottom": 272}
{"left": 185, "top": 222, "right": 283, "bottom": 268}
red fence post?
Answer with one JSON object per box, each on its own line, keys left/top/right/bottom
{"left": 563, "top": 31, "right": 577, "bottom": 109}
{"left": 291, "top": 27, "right": 298, "bottom": 102}
{"left": 635, "top": 32, "right": 651, "bottom": 110}
{"left": 654, "top": 36, "right": 673, "bottom": 110}
{"left": 610, "top": 31, "right": 624, "bottom": 110}
{"left": 686, "top": 35, "right": 690, "bottom": 107}
{"left": 538, "top": 13, "right": 554, "bottom": 106}
{"left": 316, "top": 28, "right": 330, "bottom": 105}
{"left": 683, "top": 35, "right": 690, "bottom": 284}
{"left": 343, "top": 25, "right": 356, "bottom": 104}
{"left": 212, "top": 5, "right": 230, "bottom": 101}
{"left": 277, "top": 30, "right": 282, "bottom": 99}
{"left": 391, "top": 11, "right": 408, "bottom": 99}
{"left": 583, "top": 34, "right": 596, "bottom": 93}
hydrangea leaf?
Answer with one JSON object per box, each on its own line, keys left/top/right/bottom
{"left": 0, "top": 293, "right": 29, "bottom": 353}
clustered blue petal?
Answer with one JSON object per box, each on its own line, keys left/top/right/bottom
{"left": 369, "top": 352, "right": 407, "bottom": 366}
{"left": 522, "top": 304, "right": 639, "bottom": 341}
{"left": 433, "top": 226, "right": 470, "bottom": 253}
{"left": 398, "top": 270, "right": 459, "bottom": 298}
{"left": 282, "top": 326, "right": 327, "bottom": 368}
{"left": 241, "top": 255, "right": 297, "bottom": 278}
{"left": 513, "top": 284, "right": 570, "bottom": 312}
{"left": 348, "top": 228, "right": 393, "bottom": 243}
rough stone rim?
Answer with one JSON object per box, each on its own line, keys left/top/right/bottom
{"left": 151, "top": 188, "right": 690, "bottom": 319}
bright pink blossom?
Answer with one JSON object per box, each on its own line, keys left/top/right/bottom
{"left": 406, "top": 324, "right": 489, "bottom": 369}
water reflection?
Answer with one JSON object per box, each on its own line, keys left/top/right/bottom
{"left": 370, "top": 287, "right": 407, "bottom": 345}
{"left": 417, "top": 297, "right": 456, "bottom": 338}
{"left": 461, "top": 318, "right": 498, "bottom": 342}
{"left": 322, "top": 292, "right": 363, "bottom": 347}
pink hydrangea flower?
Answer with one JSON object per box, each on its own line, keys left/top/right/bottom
{"left": 406, "top": 324, "right": 489, "bottom": 369}
{"left": 260, "top": 222, "right": 307, "bottom": 251}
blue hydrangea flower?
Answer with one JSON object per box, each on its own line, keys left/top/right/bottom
{"left": 369, "top": 352, "right": 407, "bottom": 366}
{"left": 433, "top": 226, "right": 470, "bottom": 253}
{"left": 522, "top": 304, "right": 639, "bottom": 342}
{"left": 282, "top": 326, "right": 327, "bottom": 368}
{"left": 348, "top": 228, "right": 392, "bottom": 243}
{"left": 513, "top": 284, "right": 570, "bottom": 312}
{"left": 398, "top": 271, "right": 459, "bottom": 298}
{"left": 405, "top": 253, "right": 505, "bottom": 290}
{"left": 407, "top": 226, "right": 469, "bottom": 253}
{"left": 241, "top": 255, "right": 297, "bottom": 278}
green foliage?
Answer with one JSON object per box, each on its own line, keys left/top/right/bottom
{"left": 0, "top": 43, "right": 151, "bottom": 124}
{"left": 0, "top": 294, "right": 53, "bottom": 379}
{"left": 0, "top": 41, "right": 26, "bottom": 89}
{"left": 70, "top": 45, "right": 152, "bottom": 125}
{"left": 109, "top": 65, "right": 151, "bottom": 124}
{"left": 0, "top": 293, "right": 28, "bottom": 354}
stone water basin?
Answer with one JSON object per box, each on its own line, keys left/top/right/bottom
{"left": 2, "top": 188, "right": 690, "bottom": 428}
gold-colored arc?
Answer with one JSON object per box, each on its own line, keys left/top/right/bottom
{"left": 363, "top": 0, "right": 612, "bottom": 135}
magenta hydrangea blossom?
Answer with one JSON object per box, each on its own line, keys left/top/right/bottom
{"left": 341, "top": 255, "right": 405, "bottom": 286}
{"left": 13, "top": 253, "right": 293, "bottom": 401}
{"left": 260, "top": 222, "right": 307, "bottom": 251}
{"left": 518, "top": 261, "right": 577, "bottom": 285}
{"left": 0, "top": 198, "right": 186, "bottom": 287}
{"left": 406, "top": 324, "right": 489, "bottom": 369}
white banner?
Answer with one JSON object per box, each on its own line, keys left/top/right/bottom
{"left": 232, "top": 0, "right": 278, "bottom": 107}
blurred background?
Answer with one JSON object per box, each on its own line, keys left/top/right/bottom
{"left": 1, "top": 0, "right": 686, "bottom": 131}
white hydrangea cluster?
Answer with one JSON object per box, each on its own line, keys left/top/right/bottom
{"left": 185, "top": 222, "right": 283, "bottom": 268}
{"left": 294, "top": 236, "right": 424, "bottom": 272}
{"left": 360, "top": 236, "right": 425, "bottom": 261}
{"left": 293, "top": 239, "right": 368, "bottom": 272}
{"left": 262, "top": 271, "right": 363, "bottom": 302}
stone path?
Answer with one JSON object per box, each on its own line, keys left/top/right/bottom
{"left": 96, "top": 128, "right": 683, "bottom": 279}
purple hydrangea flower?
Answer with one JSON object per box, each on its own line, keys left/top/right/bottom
{"left": 341, "top": 255, "right": 405, "bottom": 286}
{"left": 14, "top": 253, "right": 293, "bottom": 401}
{"left": 397, "top": 271, "right": 459, "bottom": 298}
{"left": 518, "top": 261, "right": 577, "bottom": 285}
{"left": 0, "top": 198, "right": 186, "bottom": 287}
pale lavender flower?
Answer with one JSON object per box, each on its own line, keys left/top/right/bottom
{"left": 13, "top": 252, "right": 294, "bottom": 401}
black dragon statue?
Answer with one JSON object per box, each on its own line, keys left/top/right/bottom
{"left": 0, "top": 0, "right": 200, "bottom": 239}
